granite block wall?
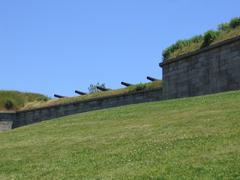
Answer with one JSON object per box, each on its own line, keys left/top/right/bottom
{"left": 0, "top": 113, "right": 15, "bottom": 131}
{"left": 160, "top": 36, "right": 240, "bottom": 99}
{"left": 9, "top": 87, "right": 163, "bottom": 129}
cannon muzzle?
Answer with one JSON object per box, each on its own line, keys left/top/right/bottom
{"left": 121, "top": 82, "right": 133, "bottom": 87}
{"left": 96, "top": 86, "right": 110, "bottom": 91}
{"left": 75, "top": 90, "right": 87, "bottom": 95}
{"left": 147, "top": 76, "right": 159, "bottom": 82}
{"left": 54, "top": 94, "right": 66, "bottom": 98}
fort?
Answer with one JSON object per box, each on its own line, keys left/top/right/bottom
{"left": 161, "top": 36, "right": 240, "bottom": 99}
{"left": 1, "top": 35, "right": 240, "bottom": 131}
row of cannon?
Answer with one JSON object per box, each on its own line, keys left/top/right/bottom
{"left": 54, "top": 76, "right": 159, "bottom": 98}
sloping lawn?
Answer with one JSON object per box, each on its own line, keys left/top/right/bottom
{"left": 0, "top": 90, "right": 240, "bottom": 179}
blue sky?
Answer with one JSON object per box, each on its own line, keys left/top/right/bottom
{"left": 0, "top": 0, "right": 239, "bottom": 97}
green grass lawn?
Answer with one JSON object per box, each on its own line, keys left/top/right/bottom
{"left": 0, "top": 90, "right": 240, "bottom": 179}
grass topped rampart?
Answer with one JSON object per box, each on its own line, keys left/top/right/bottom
{"left": 0, "top": 91, "right": 49, "bottom": 112}
{"left": 163, "top": 17, "right": 240, "bottom": 61}
{"left": 21, "top": 81, "right": 162, "bottom": 111}
{"left": 0, "top": 81, "right": 162, "bottom": 112}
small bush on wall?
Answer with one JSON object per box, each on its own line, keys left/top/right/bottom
{"left": 229, "top": 17, "right": 240, "bottom": 29}
{"left": 201, "top": 30, "right": 219, "bottom": 48}
{"left": 218, "top": 23, "right": 230, "bottom": 31}
{"left": 88, "top": 83, "right": 106, "bottom": 94}
{"left": 4, "top": 99, "right": 14, "bottom": 110}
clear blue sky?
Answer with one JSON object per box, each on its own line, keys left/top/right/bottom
{"left": 0, "top": 0, "right": 239, "bottom": 97}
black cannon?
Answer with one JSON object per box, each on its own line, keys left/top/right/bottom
{"left": 96, "top": 86, "right": 110, "bottom": 91}
{"left": 147, "top": 76, "right": 159, "bottom": 82}
{"left": 121, "top": 82, "right": 133, "bottom": 87}
{"left": 54, "top": 94, "right": 66, "bottom": 98}
{"left": 75, "top": 90, "right": 87, "bottom": 95}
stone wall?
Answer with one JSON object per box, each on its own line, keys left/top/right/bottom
{"left": 1, "top": 36, "right": 240, "bottom": 131}
{"left": 0, "top": 113, "right": 15, "bottom": 131}
{"left": 160, "top": 36, "right": 240, "bottom": 99}
{"left": 0, "top": 87, "right": 163, "bottom": 130}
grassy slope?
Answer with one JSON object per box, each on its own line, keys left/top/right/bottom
{"left": 0, "top": 91, "right": 48, "bottom": 111}
{"left": 0, "top": 90, "right": 240, "bottom": 179}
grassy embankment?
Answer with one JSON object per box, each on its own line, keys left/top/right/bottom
{"left": 0, "top": 91, "right": 48, "bottom": 112}
{"left": 21, "top": 81, "right": 162, "bottom": 110}
{"left": 163, "top": 17, "right": 240, "bottom": 60}
{"left": 0, "top": 81, "right": 161, "bottom": 111}
{"left": 0, "top": 90, "right": 239, "bottom": 179}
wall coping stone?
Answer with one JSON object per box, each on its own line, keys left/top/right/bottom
{"left": 159, "top": 35, "right": 240, "bottom": 67}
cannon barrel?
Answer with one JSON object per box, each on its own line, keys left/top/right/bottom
{"left": 75, "top": 90, "right": 87, "bottom": 95}
{"left": 54, "top": 94, "right": 66, "bottom": 98}
{"left": 96, "top": 86, "right": 110, "bottom": 91}
{"left": 147, "top": 76, "right": 159, "bottom": 82}
{"left": 121, "top": 82, "right": 133, "bottom": 87}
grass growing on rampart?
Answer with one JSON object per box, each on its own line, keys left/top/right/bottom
{"left": 21, "top": 80, "right": 162, "bottom": 111}
{"left": 163, "top": 17, "right": 240, "bottom": 60}
{"left": 0, "top": 91, "right": 49, "bottom": 111}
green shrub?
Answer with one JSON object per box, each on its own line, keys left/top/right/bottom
{"left": 201, "top": 30, "right": 219, "bottom": 48}
{"left": 162, "top": 35, "right": 203, "bottom": 60}
{"left": 218, "top": 22, "right": 230, "bottom": 31}
{"left": 88, "top": 83, "right": 106, "bottom": 94}
{"left": 162, "top": 47, "right": 173, "bottom": 60}
{"left": 229, "top": 17, "right": 240, "bottom": 29}
{"left": 189, "top": 35, "right": 203, "bottom": 43}
{"left": 162, "top": 40, "right": 189, "bottom": 60}
{"left": 4, "top": 99, "right": 14, "bottom": 110}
